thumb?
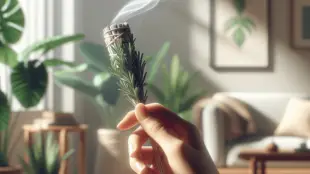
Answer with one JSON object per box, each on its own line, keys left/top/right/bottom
{"left": 135, "top": 103, "right": 180, "bottom": 149}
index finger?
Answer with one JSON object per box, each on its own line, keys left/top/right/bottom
{"left": 117, "top": 103, "right": 183, "bottom": 130}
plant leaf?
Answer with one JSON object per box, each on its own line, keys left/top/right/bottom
{"left": 0, "top": 0, "right": 25, "bottom": 44}
{"left": 54, "top": 71, "right": 100, "bottom": 98}
{"left": 0, "top": 45, "right": 18, "bottom": 68}
{"left": 11, "top": 60, "right": 48, "bottom": 108}
{"left": 43, "top": 58, "right": 76, "bottom": 67}
{"left": 179, "top": 90, "right": 207, "bottom": 113}
{"left": 170, "top": 54, "right": 180, "bottom": 93}
{"left": 144, "top": 55, "right": 152, "bottom": 62}
{"left": 21, "top": 34, "right": 85, "bottom": 61}
{"left": 241, "top": 17, "right": 256, "bottom": 34}
{"left": 62, "top": 149, "right": 75, "bottom": 161}
{"left": 234, "top": 0, "right": 246, "bottom": 14}
{"left": 233, "top": 28, "right": 246, "bottom": 47}
{"left": 45, "top": 133, "right": 59, "bottom": 173}
{"left": 93, "top": 72, "right": 110, "bottom": 88}
{"left": 147, "top": 42, "right": 170, "bottom": 83}
{"left": 79, "top": 42, "right": 110, "bottom": 72}
{"left": 161, "top": 64, "right": 170, "bottom": 106}
{"left": 224, "top": 16, "right": 240, "bottom": 32}
{"left": 0, "top": 90, "right": 9, "bottom": 131}
{"left": 100, "top": 76, "right": 120, "bottom": 105}
{"left": 148, "top": 83, "right": 165, "bottom": 103}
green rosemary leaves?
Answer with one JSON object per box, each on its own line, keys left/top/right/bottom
{"left": 104, "top": 24, "right": 147, "bottom": 106}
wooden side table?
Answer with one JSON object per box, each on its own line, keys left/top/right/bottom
{"left": 239, "top": 150, "right": 310, "bottom": 174}
{"left": 23, "top": 124, "right": 88, "bottom": 174}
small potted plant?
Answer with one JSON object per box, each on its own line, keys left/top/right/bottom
{"left": 19, "top": 132, "right": 74, "bottom": 174}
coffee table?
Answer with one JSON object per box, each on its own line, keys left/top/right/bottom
{"left": 239, "top": 150, "right": 310, "bottom": 174}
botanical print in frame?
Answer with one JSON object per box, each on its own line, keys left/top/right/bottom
{"left": 210, "top": 0, "right": 272, "bottom": 71}
{"left": 291, "top": 0, "right": 310, "bottom": 49}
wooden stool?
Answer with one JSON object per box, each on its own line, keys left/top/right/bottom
{"left": 23, "top": 124, "right": 88, "bottom": 174}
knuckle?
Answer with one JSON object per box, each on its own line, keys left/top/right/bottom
{"left": 187, "top": 122, "right": 199, "bottom": 133}
{"left": 168, "top": 140, "right": 187, "bottom": 155}
{"left": 147, "top": 119, "right": 165, "bottom": 134}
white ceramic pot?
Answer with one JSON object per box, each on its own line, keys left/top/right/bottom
{"left": 95, "top": 129, "right": 135, "bottom": 174}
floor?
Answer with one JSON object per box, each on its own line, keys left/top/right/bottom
{"left": 218, "top": 168, "right": 310, "bottom": 174}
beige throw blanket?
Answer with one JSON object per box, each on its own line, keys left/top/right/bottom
{"left": 192, "top": 94, "right": 256, "bottom": 141}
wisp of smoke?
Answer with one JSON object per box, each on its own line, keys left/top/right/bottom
{"left": 111, "top": 0, "right": 161, "bottom": 24}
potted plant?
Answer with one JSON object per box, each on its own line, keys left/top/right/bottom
{"left": 53, "top": 42, "right": 128, "bottom": 174}
{"left": 19, "top": 132, "right": 74, "bottom": 174}
{"left": 147, "top": 44, "right": 207, "bottom": 121}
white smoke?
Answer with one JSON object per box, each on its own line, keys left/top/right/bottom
{"left": 111, "top": 0, "right": 161, "bottom": 24}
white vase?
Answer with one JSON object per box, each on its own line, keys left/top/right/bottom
{"left": 95, "top": 129, "right": 135, "bottom": 174}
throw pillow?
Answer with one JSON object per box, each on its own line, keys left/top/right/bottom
{"left": 274, "top": 98, "right": 310, "bottom": 137}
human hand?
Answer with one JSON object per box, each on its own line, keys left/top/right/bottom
{"left": 117, "top": 103, "right": 219, "bottom": 174}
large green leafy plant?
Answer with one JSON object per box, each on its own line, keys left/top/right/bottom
{"left": 0, "top": 0, "right": 24, "bottom": 67}
{"left": 147, "top": 43, "right": 206, "bottom": 121}
{"left": 20, "top": 132, "right": 74, "bottom": 174}
{"left": 53, "top": 42, "right": 120, "bottom": 128}
{"left": 0, "top": 0, "right": 84, "bottom": 168}
{"left": 224, "top": 0, "right": 256, "bottom": 47}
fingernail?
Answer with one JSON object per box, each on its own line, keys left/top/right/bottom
{"left": 135, "top": 103, "right": 148, "bottom": 121}
{"left": 116, "top": 122, "right": 121, "bottom": 129}
{"left": 136, "top": 162, "right": 145, "bottom": 172}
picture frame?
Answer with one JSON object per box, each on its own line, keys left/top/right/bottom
{"left": 210, "top": 0, "right": 272, "bottom": 72}
{"left": 291, "top": 0, "right": 310, "bottom": 49}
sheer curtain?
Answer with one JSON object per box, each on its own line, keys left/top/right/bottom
{"left": 0, "top": 0, "right": 83, "bottom": 113}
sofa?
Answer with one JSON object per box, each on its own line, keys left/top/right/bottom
{"left": 201, "top": 93, "right": 310, "bottom": 168}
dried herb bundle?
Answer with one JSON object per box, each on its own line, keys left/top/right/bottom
{"left": 103, "top": 23, "right": 148, "bottom": 106}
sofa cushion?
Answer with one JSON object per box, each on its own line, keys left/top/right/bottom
{"left": 274, "top": 98, "right": 310, "bottom": 138}
{"left": 217, "top": 93, "right": 309, "bottom": 135}
{"left": 226, "top": 136, "right": 310, "bottom": 167}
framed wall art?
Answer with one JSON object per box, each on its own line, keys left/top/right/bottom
{"left": 210, "top": 0, "right": 272, "bottom": 71}
{"left": 291, "top": 0, "right": 310, "bottom": 49}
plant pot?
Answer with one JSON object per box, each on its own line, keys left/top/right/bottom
{"left": 41, "top": 111, "right": 79, "bottom": 126}
{"left": 0, "top": 166, "right": 22, "bottom": 174}
{"left": 94, "top": 129, "right": 134, "bottom": 174}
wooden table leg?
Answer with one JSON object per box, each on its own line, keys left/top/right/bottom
{"left": 59, "top": 130, "right": 68, "bottom": 174}
{"left": 261, "top": 161, "right": 266, "bottom": 174}
{"left": 250, "top": 158, "right": 258, "bottom": 174}
{"left": 79, "top": 131, "right": 86, "bottom": 174}
{"left": 23, "top": 130, "right": 31, "bottom": 162}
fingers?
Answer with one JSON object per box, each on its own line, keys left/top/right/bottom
{"left": 117, "top": 103, "right": 184, "bottom": 130}
{"left": 117, "top": 110, "right": 138, "bottom": 130}
{"left": 129, "top": 147, "right": 156, "bottom": 174}
{"left": 128, "top": 126, "right": 149, "bottom": 157}
{"left": 139, "top": 167, "right": 158, "bottom": 174}
{"left": 129, "top": 147, "right": 160, "bottom": 174}
{"left": 135, "top": 104, "right": 181, "bottom": 149}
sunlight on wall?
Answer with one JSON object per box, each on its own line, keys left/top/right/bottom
{"left": 188, "top": 0, "right": 310, "bottom": 93}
